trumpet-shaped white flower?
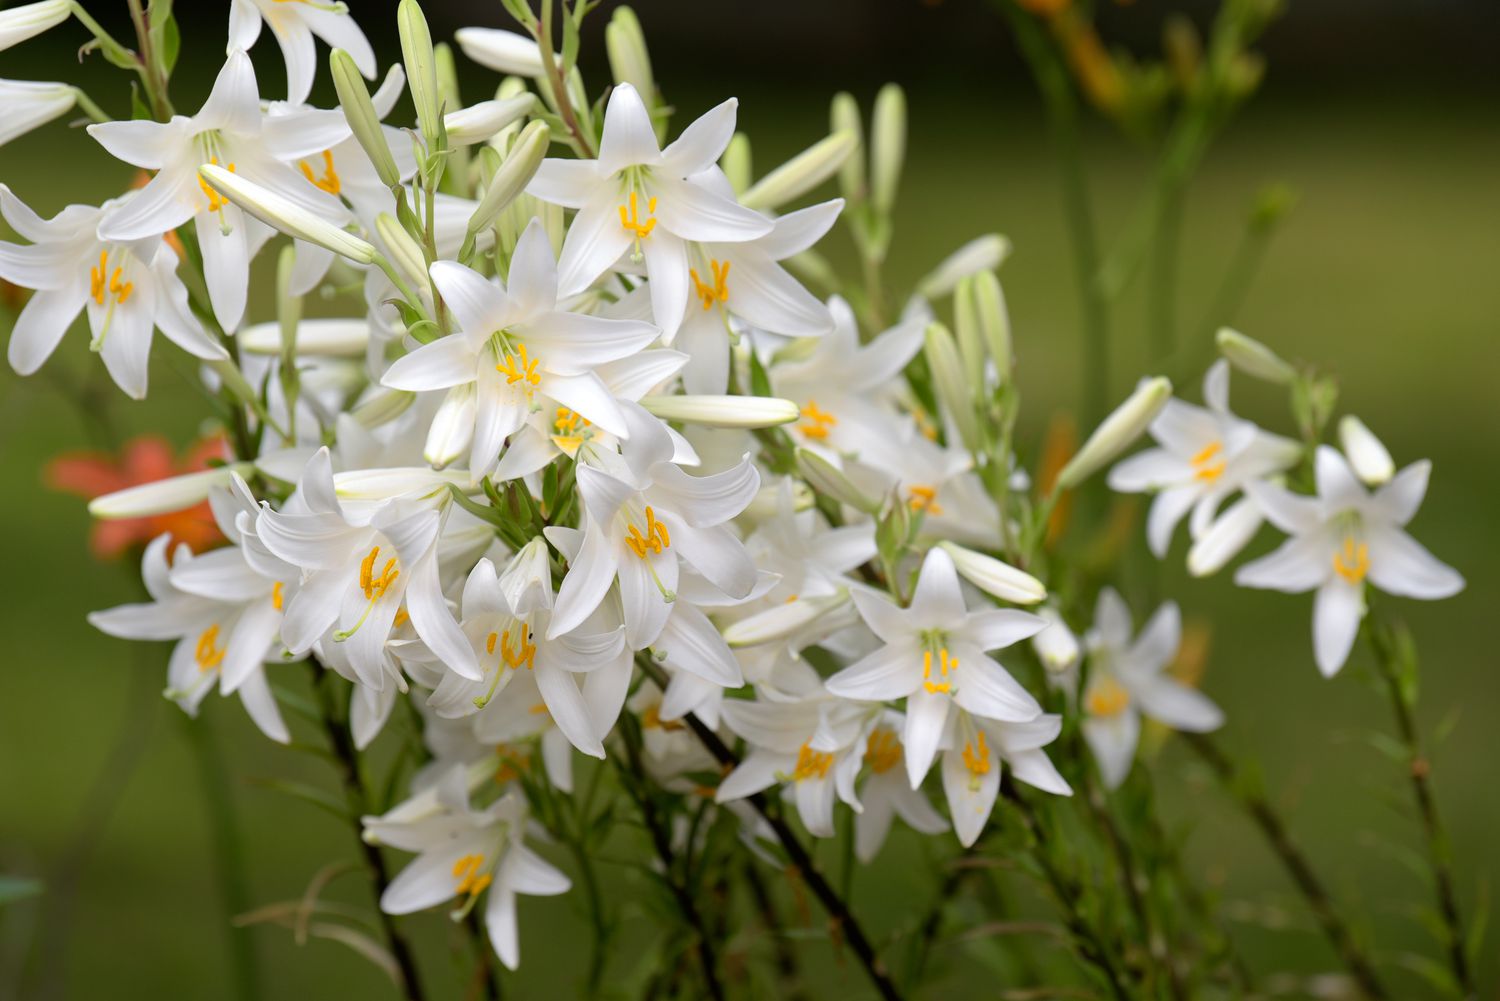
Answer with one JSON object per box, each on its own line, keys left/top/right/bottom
{"left": 373, "top": 773, "right": 569, "bottom": 971}
{"left": 0, "top": 186, "right": 226, "bottom": 398}
{"left": 1081, "top": 589, "right": 1223, "bottom": 789}
{"left": 940, "top": 709, "right": 1070, "bottom": 847}
{"left": 89, "top": 51, "right": 350, "bottom": 331}
{"left": 527, "top": 83, "right": 772, "bottom": 339}
{"left": 824, "top": 547, "right": 1046, "bottom": 788}
{"left": 548, "top": 405, "right": 760, "bottom": 649}
{"left": 0, "top": 79, "right": 75, "bottom": 149}
{"left": 853, "top": 714, "right": 948, "bottom": 862}
{"left": 381, "top": 220, "right": 659, "bottom": 474}
{"left": 229, "top": 0, "right": 376, "bottom": 105}
{"left": 1236, "top": 446, "right": 1463, "bottom": 676}
{"left": 0, "top": 1, "right": 70, "bottom": 52}
{"left": 255, "top": 449, "right": 478, "bottom": 686}
{"left": 1109, "top": 361, "right": 1299, "bottom": 557}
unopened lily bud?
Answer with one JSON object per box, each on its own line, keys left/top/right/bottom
{"left": 1216, "top": 327, "right": 1294, "bottom": 385}
{"left": 0, "top": 0, "right": 69, "bottom": 51}
{"left": 923, "top": 322, "right": 981, "bottom": 454}
{"left": 605, "top": 6, "right": 654, "bottom": 100}
{"left": 352, "top": 388, "right": 416, "bottom": 428}
{"left": 640, "top": 395, "right": 799, "bottom": 429}
{"left": 89, "top": 464, "right": 254, "bottom": 519}
{"left": 0, "top": 80, "right": 73, "bottom": 148}
{"left": 938, "top": 541, "right": 1046, "bottom": 605}
{"left": 741, "top": 131, "right": 857, "bottom": 211}
{"left": 784, "top": 250, "right": 840, "bottom": 296}
{"left": 829, "top": 92, "right": 865, "bottom": 201}
{"left": 241, "top": 319, "right": 371, "bottom": 357}
{"left": 198, "top": 165, "right": 376, "bottom": 265}
{"left": 375, "top": 213, "right": 430, "bottom": 294}
{"left": 1338, "top": 416, "right": 1394, "bottom": 486}
{"left": 489, "top": 76, "right": 531, "bottom": 149}
{"left": 423, "top": 382, "right": 476, "bottom": 468}
{"left": 720, "top": 133, "right": 752, "bottom": 195}
{"left": 444, "top": 95, "right": 534, "bottom": 147}
{"left": 333, "top": 466, "right": 471, "bottom": 501}
{"left": 331, "top": 48, "right": 401, "bottom": 189}
{"left": 723, "top": 592, "right": 848, "bottom": 648}
{"left": 501, "top": 538, "right": 555, "bottom": 614}
{"left": 1031, "top": 607, "right": 1080, "bottom": 673}
{"left": 916, "top": 234, "right": 1011, "bottom": 300}
{"left": 870, "top": 83, "right": 906, "bottom": 216}
{"left": 397, "top": 0, "right": 442, "bottom": 145}
{"left": 795, "top": 448, "right": 879, "bottom": 515}
{"left": 1187, "top": 495, "right": 1263, "bottom": 578}
{"left": 972, "top": 270, "right": 1013, "bottom": 383}
{"left": 471, "top": 120, "right": 549, "bottom": 240}
{"left": 1056, "top": 377, "right": 1172, "bottom": 491}
{"left": 454, "top": 27, "right": 546, "bottom": 77}
{"left": 953, "top": 277, "right": 985, "bottom": 394}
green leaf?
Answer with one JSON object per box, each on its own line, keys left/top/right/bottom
{"left": 159, "top": 15, "right": 181, "bottom": 75}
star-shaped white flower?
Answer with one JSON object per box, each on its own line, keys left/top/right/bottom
{"left": 1235, "top": 445, "right": 1463, "bottom": 676}
{"left": 228, "top": 0, "right": 376, "bottom": 106}
{"left": 852, "top": 713, "right": 948, "bottom": 862}
{"left": 939, "top": 709, "right": 1070, "bottom": 847}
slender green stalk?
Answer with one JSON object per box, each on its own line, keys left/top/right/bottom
{"left": 124, "top": 0, "right": 173, "bottom": 120}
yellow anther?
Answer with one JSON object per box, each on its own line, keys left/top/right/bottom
{"left": 625, "top": 506, "right": 671, "bottom": 559}
{"left": 89, "top": 250, "right": 133, "bottom": 307}
{"left": 642, "top": 703, "right": 685, "bottom": 732}
{"left": 798, "top": 400, "right": 837, "bottom": 440}
{"left": 359, "top": 545, "right": 399, "bottom": 601}
{"left": 298, "top": 149, "right": 341, "bottom": 195}
{"left": 194, "top": 624, "right": 226, "bottom": 672}
{"left": 527, "top": 702, "right": 549, "bottom": 715}
{"left": 393, "top": 607, "right": 410, "bottom": 628}
{"left": 451, "top": 854, "right": 493, "bottom": 898}
{"left": 1086, "top": 675, "right": 1131, "bottom": 718}
{"left": 689, "top": 259, "right": 731, "bottom": 310}
{"left": 551, "top": 407, "right": 592, "bottom": 451}
{"left": 961, "top": 731, "right": 991, "bottom": 780}
{"left": 792, "top": 742, "right": 834, "bottom": 782}
{"left": 922, "top": 647, "right": 957, "bottom": 694}
{"left": 1332, "top": 536, "right": 1370, "bottom": 584}
{"left": 618, "top": 190, "right": 658, "bottom": 240}
{"left": 908, "top": 484, "right": 943, "bottom": 516}
{"left": 485, "top": 631, "right": 498, "bottom": 655}
{"left": 198, "top": 157, "right": 236, "bottom": 213}
{"left": 499, "top": 628, "right": 536, "bottom": 671}
{"left": 1190, "top": 440, "right": 1227, "bottom": 483}
{"left": 864, "top": 728, "right": 902, "bottom": 775}
{"left": 271, "top": 581, "right": 284, "bottom": 611}
{"left": 496, "top": 342, "right": 542, "bottom": 389}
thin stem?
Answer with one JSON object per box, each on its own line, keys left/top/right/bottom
{"left": 633, "top": 656, "right": 904, "bottom": 1001}
{"left": 463, "top": 912, "right": 501, "bottom": 1001}
{"left": 124, "top": 0, "right": 172, "bottom": 121}
{"left": 69, "top": 88, "right": 112, "bottom": 125}
{"left": 1183, "top": 732, "right": 1390, "bottom": 1000}
{"left": 1367, "top": 622, "right": 1474, "bottom": 998}
{"left": 309, "top": 665, "right": 428, "bottom": 1001}
{"left": 536, "top": 0, "right": 595, "bottom": 159}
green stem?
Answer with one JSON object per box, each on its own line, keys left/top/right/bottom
{"left": 124, "top": 0, "right": 173, "bottom": 120}
{"left": 69, "top": 88, "right": 112, "bottom": 125}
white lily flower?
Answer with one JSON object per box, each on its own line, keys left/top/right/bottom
{"left": 373, "top": 774, "right": 569, "bottom": 971}
{"left": 89, "top": 50, "right": 350, "bottom": 331}
{"left": 454, "top": 27, "right": 547, "bottom": 78}
{"left": 548, "top": 404, "right": 760, "bottom": 649}
{"left": 1081, "top": 589, "right": 1223, "bottom": 789}
{"left": 89, "top": 533, "right": 289, "bottom": 743}
{"left": 940, "top": 709, "right": 1070, "bottom": 847}
{"left": 1236, "top": 446, "right": 1463, "bottom": 676}
{"left": 380, "top": 220, "right": 658, "bottom": 474}
{"left": 0, "top": 79, "right": 75, "bottom": 149}
{"left": 0, "top": 1, "right": 69, "bottom": 51}
{"left": 0, "top": 186, "right": 227, "bottom": 398}
{"left": 716, "top": 695, "right": 874, "bottom": 838}
{"left": 1109, "top": 361, "right": 1300, "bottom": 557}
{"left": 527, "top": 83, "right": 773, "bottom": 339}
{"left": 255, "top": 449, "right": 479, "bottom": 685}
{"left": 853, "top": 713, "right": 948, "bottom": 862}
{"left": 229, "top": 0, "right": 376, "bottom": 105}
{"left": 824, "top": 547, "right": 1046, "bottom": 788}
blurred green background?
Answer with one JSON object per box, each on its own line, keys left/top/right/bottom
{"left": 1, "top": 1, "right": 1496, "bottom": 998}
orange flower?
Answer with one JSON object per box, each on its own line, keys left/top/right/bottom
{"left": 46, "top": 434, "right": 228, "bottom": 559}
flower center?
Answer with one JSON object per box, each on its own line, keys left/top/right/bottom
{"left": 1332, "top": 534, "right": 1370, "bottom": 584}
{"left": 922, "top": 646, "right": 957, "bottom": 694}
{"left": 1086, "top": 675, "right": 1131, "bottom": 718}
{"left": 960, "top": 731, "right": 991, "bottom": 787}
{"left": 792, "top": 742, "right": 834, "bottom": 782}
{"left": 476, "top": 622, "right": 536, "bottom": 708}
{"left": 864, "top": 727, "right": 901, "bottom": 774}
{"left": 1190, "top": 440, "right": 1227, "bottom": 483}
{"left": 496, "top": 342, "right": 542, "bottom": 391}
{"left": 194, "top": 624, "right": 226, "bottom": 673}
{"left": 297, "top": 149, "right": 341, "bottom": 195}
{"left": 89, "top": 249, "right": 134, "bottom": 308}
{"left": 335, "top": 545, "right": 400, "bottom": 641}
{"left": 625, "top": 505, "right": 671, "bottom": 559}
{"left": 907, "top": 484, "right": 943, "bottom": 516}
{"left": 798, "top": 400, "right": 837, "bottom": 440}
{"left": 551, "top": 406, "right": 593, "bottom": 452}
{"left": 451, "top": 853, "right": 493, "bottom": 899}
{"left": 642, "top": 702, "right": 684, "bottom": 732}
{"left": 618, "top": 189, "right": 658, "bottom": 241}
{"left": 197, "top": 155, "right": 236, "bottom": 214}
{"left": 689, "top": 259, "right": 731, "bottom": 310}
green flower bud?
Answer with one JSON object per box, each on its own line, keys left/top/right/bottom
{"left": 331, "top": 49, "right": 401, "bottom": 189}
{"left": 870, "top": 83, "right": 906, "bottom": 216}
{"left": 741, "top": 130, "right": 857, "bottom": 211}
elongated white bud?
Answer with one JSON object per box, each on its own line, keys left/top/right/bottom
{"left": 605, "top": 6, "right": 654, "bottom": 99}
{"left": 917, "top": 234, "right": 1011, "bottom": 300}
{"left": 924, "top": 322, "right": 981, "bottom": 453}
{"left": 331, "top": 48, "right": 401, "bottom": 189}
{"left": 1338, "top": 415, "right": 1394, "bottom": 486}
{"left": 374, "top": 213, "right": 430, "bottom": 294}
{"left": 0, "top": 80, "right": 74, "bottom": 148}
{"left": 723, "top": 592, "right": 848, "bottom": 648}
{"left": 0, "top": 0, "right": 69, "bottom": 51}
{"left": 639, "top": 395, "right": 799, "bottom": 429}
{"left": 741, "top": 131, "right": 857, "bottom": 211}
{"left": 397, "top": 0, "right": 442, "bottom": 145}
{"left": 471, "top": 120, "right": 549, "bottom": 239}
{"left": 501, "top": 538, "right": 554, "bottom": 614}
{"left": 938, "top": 541, "right": 1046, "bottom": 605}
{"left": 198, "top": 165, "right": 376, "bottom": 265}
{"left": 870, "top": 83, "right": 905, "bottom": 216}
{"left": 1031, "top": 608, "right": 1080, "bottom": 673}
{"left": 1056, "top": 377, "right": 1173, "bottom": 491}
{"left": 829, "top": 92, "right": 865, "bottom": 201}
{"left": 444, "top": 95, "right": 534, "bottom": 146}
{"left": 455, "top": 27, "right": 546, "bottom": 77}
{"left": 241, "top": 319, "right": 371, "bottom": 357}
{"left": 795, "top": 448, "right": 880, "bottom": 515}
{"left": 1187, "top": 495, "right": 1263, "bottom": 578}
{"left": 333, "top": 466, "right": 473, "bottom": 501}
{"left": 89, "top": 464, "right": 253, "bottom": 519}
{"left": 423, "top": 383, "right": 476, "bottom": 469}
{"left": 973, "top": 270, "right": 1013, "bottom": 383}
{"left": 1216, "top": 327, "right": 1295, "bottom": 385}
{"left": 352, "top": 388, "right": 416, "bottom": 428}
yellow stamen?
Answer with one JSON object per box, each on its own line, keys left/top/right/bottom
{"left": 1332, "top": 536, "right": 1370, "bottom": 584}
{"left": 864, "top": 728, "right": 902, "bottom": 774}
{"left": 922, "top": 647, "right": 957, "bottom": 694}
{"left": 625, "top": 506, "right": 671, "bottom": 559}
{"left": 798, "top": 400, "right": 837, "bottom": 440}
{"left": 499, "top": 628, "right": 536, "bottom": 671}
{"left": 551, "top": 406, "right": 592, "bottom": 451}
{"left": 198, "top": 157, "right": 236, "bottom": 213}
{"left": 336, "top": 545, "right": 400, "bottom": 642}
{"left": 495, "top": 342, "right": 542, "bottom": 389}
{"left": 792, "top": 742, "right": 834, "bottom": 782}
{"left": 688, "top": 259, "right": 731, "bottom": 310}
{"left": 88, "top": 250, "right": 133, "bottom": 307}
{"left": 960, "top": 731, "right": 991, "bottom": 781}
{"left": 1086, "top": 675, "right": 1131, "bottom": 718}
{"left": 642, "top": 702, "right": 685, "bottom": 732}
{"left": 908, "top": 484, "right": 943, "bottom": 516}
{"left": 271, "top": 581, "right": 284, "bottom": 611}
{"left": 618, "top": 190, "right": 658, "bottom": 240}
{"left": 393, "top": 607, "right": 410, "bottom": 628}
{"left": 298, "top": 149, "right": 341, "bottom": 195}
{"left": 451, "top": 854, "right": 493, "bottom": 898}
{"left": 1190, "top": 440, "right": 1227, "bottom": 483}
{"left": 194, "top": 624, "right": 226, "bottom": 673}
